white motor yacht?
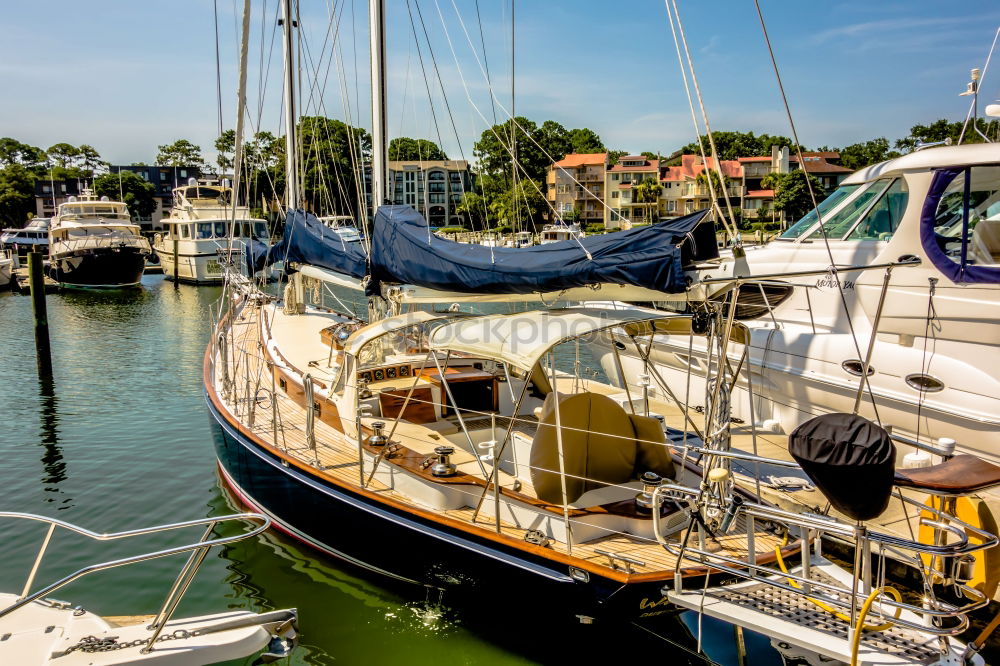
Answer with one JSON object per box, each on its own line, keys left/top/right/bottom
{"left": 153, "top": 180, "right": 272, "bottom": 284}
{"left": 539, "top": 221, "right": 584, "bottom": 244}
{"left": 0, "top": 250, "right": 12, "bottom": 289}
{"left": 317, "top": 215, "right": 362, "bottom": 243}
{"left": 48, "top": 192, "right": 150, "bottom": 289}
{"left": 598, "top": 143, "right": 1000, "bottom": 462}
{"left": 1, "top": 218, "right": 50, "bottom": 262}
{"left": 505, "top": 230, "right": 534, "bottom": 248}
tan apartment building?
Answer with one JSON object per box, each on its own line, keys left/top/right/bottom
{"left": 739, "top": 147, "right": 849, "bottom": 223}
{"left": 660, "top": 154, "right": 742, "bottom": 220}
{"left": 387, "top": 160, "right": 472, "bottom": 227}
{"left": 604, "top": 155, "right": 660, "bottom": 229}
{"left": 546, "top": 153, "right": 607, "bottom": 225}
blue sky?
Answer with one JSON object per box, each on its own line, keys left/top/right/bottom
{"left": 2, "top": 1, "right": 998, "bottom": 165}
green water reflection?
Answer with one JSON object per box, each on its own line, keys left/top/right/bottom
{"left": 0, "top": 276, "right": 780, "bottom": 665}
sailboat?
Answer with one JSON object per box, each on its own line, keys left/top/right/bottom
{"left": 204, "top": 3, "right": 1000, "bottom": 661}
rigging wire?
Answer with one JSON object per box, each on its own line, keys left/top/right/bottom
{"left": 751, "top": 0, "right": 881, "bottom": 423}
{"left": 662, "top": 1, "right": 738, "bottom": 240}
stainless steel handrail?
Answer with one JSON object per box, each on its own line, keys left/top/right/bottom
{"left": 0, "top": 512, "right": 270, "bottom": 625}
{"left": 651, "top": 487, "right": 991, "bottom": 639}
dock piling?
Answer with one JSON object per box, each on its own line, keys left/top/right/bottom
{"left": 28, "top": 250, "right": 52, "bottom": 377}
{"left": 172, "top": 237, "right": 179, "bottom": 288}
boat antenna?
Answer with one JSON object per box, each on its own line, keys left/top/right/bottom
{"left": 281, "top": 0, "right": 300, "bottom": 210}
{"left": 959, "top": 26, "right": 1000, "bottom": 145}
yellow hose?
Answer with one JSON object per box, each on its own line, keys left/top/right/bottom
{"left": 850, "top": 586, "right": 898, "bottom": 666}
{"left": 773, "top": 546, "right": 901, "bottom": 632}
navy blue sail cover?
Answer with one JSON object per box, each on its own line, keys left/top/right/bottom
{"left": 260, "top": 209, "right": 367, "bottom": 278}
{"left": 368, "top": 205, "right": 709, "bottom": 295}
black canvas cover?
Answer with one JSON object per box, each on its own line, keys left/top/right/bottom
{"left": 367, "top": 205, "right": 711, "bottom": 296}
{"left": 257, "top": 209, "right": 368, "bottom": 278}
{"left": 788, "top": 413, "right": 896, "bottom": 521}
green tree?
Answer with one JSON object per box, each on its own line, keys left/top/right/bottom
{"left": 762, "top": 170, "right": 827, "bottom": 223}
{"left": 491, "top": 179, "right": 547, "bottom": 229}
{"left": 156, "top": 139, "right": 205, "bottom": 168}
{"left": 633, "top": 178, "right": 662, "bottom": 223}
{"left": 0, "top": 164, "right": 36, "bottom": 224}
{"left": 0, "top": 138, "right": 47, "bottom": 170}
{"left": 895, "top": 118, "right": 1000, "bottom": 153}
{"left": 388, "top": 137, "right": 447, "bottom": 161}
{"left": 76, "top": 144, "right": 107, "bottom": 177}
{"left": 46, "top": 143, "right": 81, "bottom": 169}
{"left": 640, "top": 151, "right": 659, "bottom": 161}
{"left": 536, "top": 121, "right": 572, "bottom": 164}
{"left": 298, "top": 116, "right": 371, "bottom": 215}
{"left": 677, "top": 131, "right": 798, "bottom": 161}
{"left": 473, "top": 117, "right": 558, "bottom": 183}
{"left": 214, "top": 130, "right": 236, "bottom": 172}
{"left": 837, "top": 138, "right": 900, "bottom": 171}
{"left": 567, "top": 128, "right": 605, "bottom": 154}
{"left": 94, "top": 171, "right": 157, "bottom": 219}
{"left": 607, "top": 150, "right": 628, "bottom": 166}
{"left": 454, "top": 191, "right": 488, "bottom": 229}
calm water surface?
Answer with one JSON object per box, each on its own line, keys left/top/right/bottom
{"left": 0, "top": 276, "right": 782, "bottom": 665}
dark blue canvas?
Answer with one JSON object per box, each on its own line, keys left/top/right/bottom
{"left": 367, "top": 205, "right": 709, "bottom": 295}
{"left": 261, "top": 209, "right": 368, "bottom": 278}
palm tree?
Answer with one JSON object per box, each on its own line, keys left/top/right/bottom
{"left": 633, "top": 178, "right": 661, "bottom": 224}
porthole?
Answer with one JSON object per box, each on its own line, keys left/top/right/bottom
{"left": 841, "top": 360, "right": 874, "bottom": 377}
{"left": 613, "top": 340, "right": 627, "bottom": 351}
{"left": 905, "top": 373, "right": 944, "bottom": 393}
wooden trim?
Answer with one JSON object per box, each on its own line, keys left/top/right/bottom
{"left": 204, "top": 309, "right": 800, "bottom": 585}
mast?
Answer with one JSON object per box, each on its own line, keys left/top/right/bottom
{"left": 281, "top": 0, "right": 299, "bottom": 210}
{"left": 369, "top": 0, "right": 387, "bottom": 217}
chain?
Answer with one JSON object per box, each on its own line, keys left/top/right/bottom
{"left": 64, "top": 629, "right": 195, "bottom": 654}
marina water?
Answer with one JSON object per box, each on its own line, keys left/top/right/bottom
{"left": 0, "top": 275, "right": 782, "bottom": 665}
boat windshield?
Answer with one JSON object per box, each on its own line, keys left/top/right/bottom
{"left": 356, "top": 321, "right": 441, "bottom": 369}
{"left": 59, "top": 204, "right": 130, "bottom": 220}
{"left": 802, "top": 179, "right": 894, "bottom": 241}
{"left": 779, "top": 184, "right": 859, "bottom": 239}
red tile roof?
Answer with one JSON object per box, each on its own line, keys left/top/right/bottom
{"left": 661, "top": 154, "right": 742, "bottom": 182}
{"left": 610, "top": 158, "right": 659, "bottom": 173}
{"left": 551, "top": 152, "right": 608, "bottom": 168}
{"left": 795, "top": 157, "right": 851, "bottom": 174}
{"left": 737, "top": 156, "right": 772, "bottom": 163}
{"left": 746, "top": 189, "right": 775, "bottom": 198}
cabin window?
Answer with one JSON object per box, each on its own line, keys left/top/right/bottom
{"left": 214, "top": 221, "right": 228, "bottom": 237}
{"left": 197, "top": 223, "right": 213, "bottom": 239}
{"left": 922, "top": 165, "right": 1000, "bottom": 283}
{"left": 845, "top": 178, "right": 908, "bottom": 240}
{"left": 254, "top": 222, "right": 268, "bottom": 238}
{"left": 181, "top": 224, "right": 191, "bottom": 239}
{"left": 803, "top": 180, "right": 891, "bottom": 240}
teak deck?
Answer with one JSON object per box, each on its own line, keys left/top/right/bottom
{"left": 212, "top": 303, "right": 787, "bottom": 581}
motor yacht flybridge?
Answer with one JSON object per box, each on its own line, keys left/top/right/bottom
{"left": 153, "top": 180, "right": 271, "bottom": 284}
{"left": 48, "top": 191, "right": 150, "bottom": 289}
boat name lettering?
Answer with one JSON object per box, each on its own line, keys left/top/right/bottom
{"left": 814, "top": 276, "right": 854, "bottom": 290}
{"left": 638, "top": 596, "right": 671, "bottom": 610}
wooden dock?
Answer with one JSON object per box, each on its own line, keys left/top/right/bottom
{"left": 12, "top": 267, "right": 59, "bottom": 293}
